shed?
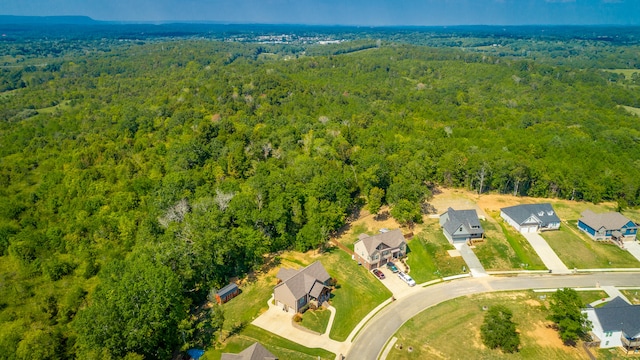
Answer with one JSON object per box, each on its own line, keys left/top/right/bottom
{"left": 216, "top": 283, "right": 240, "bottom": 304}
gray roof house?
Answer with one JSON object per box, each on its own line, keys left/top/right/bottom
{"left": 584, "top": 297, "right": 640, "bottom": 351}
{"left": 578, "top": 210, "right": 637, "bottom": 241}
{"left": 353, "top": 229, "right": 407, "bottom": 270}
{"left": 273, "top": 261, "right": 331, "bottom": 313}
{"left": 500, "top": 203, "right": 560, "bottom": 234}
{"left": 221, "top": 342, "right": 278, "bottom": 360}
{"left": 439, "top": 207, "right": 484, "bottom": 244}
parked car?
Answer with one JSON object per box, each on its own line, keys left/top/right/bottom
{"left": 386, "top": 262, "right": 399, "bottom": 273}
{"left": 372, "top": 268, "right": 385, "bottom": 280}
{"left": 397, "top": 271, "right": 416, "bottom": 286}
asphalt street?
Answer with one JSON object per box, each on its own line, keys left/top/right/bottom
{"left": 347, "top": 273, "right": 640, "bottom": 360}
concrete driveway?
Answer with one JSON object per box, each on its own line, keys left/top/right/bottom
{"left": 454, "top": 243, "right": 488, "bottom": 277}
{"left": 624, "top": 240, "right": 640, "bottom": 263}
{"left": 377, "top": 267, "right": 420, "bottom": 299}
{"left": 522, "top": 232, "right": 570, "bottom": 274}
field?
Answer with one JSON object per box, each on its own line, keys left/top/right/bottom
{"left": 542, "top": 225, "right": 640, "bottom": 269}
{"left": 386, "top": 291, "right": 605, "bottom": 360}
{"left": 405, "top": 222, "right": 467, "bottom": 282}
{"left": 475, "top": 217, "right": 546, "bottom": 270}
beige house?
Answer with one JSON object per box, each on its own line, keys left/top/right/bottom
{"left": 353, "top": 229, "right": 407, "bottom": 270}
{"left": 273, "top": 261, "right": 332, "bottom": 313}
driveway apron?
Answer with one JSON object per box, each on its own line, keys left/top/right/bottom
{"left": 454, "top": 243, "right": 488, "bottom": 277}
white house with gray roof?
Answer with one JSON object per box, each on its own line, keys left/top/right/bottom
{"left": 439, "top": 207, "right": 484, "bottom": 244}
{"left": 353, "top": 229, "right": 407, "bottom": 270}
{"left": 273, "top": 261, "right": 331, "bottom": 314}
{"left": 500, "top": 203, "right": 560, "bottom": 234}
{"left": 584, "top": 297, "right": 640, "bottom": 351}
{"left": 578, "top": 210, "right": 637, "bottom": 241}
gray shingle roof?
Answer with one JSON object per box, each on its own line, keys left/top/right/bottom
{"left": 500, "top": 203, "right": 560, "bottom": 226}
{"left": 216, "top": 283, "right": 238, "bottom": 298}
{"left": 579, "top": 210, "right": 635, "bottom": 231}
{"left": 274, "top": 261, "right": 330, "bottom": 303}
{"left": 442, "top": 207, "right": 483, "bottom": 236}
{"left": 221, "top": 342, "right": 278, "bottom": 360}
{"left": 356, "top": 229, "right": 405, "bottom": 257}
{"left": 594, "top": 297, "right": 640, "bottom": 337}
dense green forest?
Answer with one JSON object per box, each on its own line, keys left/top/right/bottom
{"left": 1, "top": 25, "right": 640, "bottom": 359}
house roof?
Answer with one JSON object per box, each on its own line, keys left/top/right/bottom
{"left": 217, "top": 283, "right": 238, "bottom": 298}
{"left": 273, "top": 261, "right": 330, "bottom": 304}
{"left": 441, "top": 207, "right": 483, "bottom": 236}
{"left": 500, "top": 203, "right": 560, "bottom": 225}
{"left": 221, "top": 342, "right": 278, "bottom": 360}
{"left": 593, "top": 297, "right": 640, "bottom": 337}
{"left": 579, "top": 210, "right": 636, "bottom": 231}
{"left": 355, "top": 229, "right": 405, "bottom": 257}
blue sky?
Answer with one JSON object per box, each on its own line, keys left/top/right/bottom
{"left": 1, "top": 0, "right": 639, "bottom": 25}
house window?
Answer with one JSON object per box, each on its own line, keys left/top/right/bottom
{"left": 605, "top": 341, "right": 609, "bottom": 346}
{"left": 298, "top": 297, "right": 306, "bottom": 308}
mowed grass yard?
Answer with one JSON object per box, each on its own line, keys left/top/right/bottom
{"left": 406, "top": 221, "right": 467, "bottom": 283}
{"left": 203, "top": 325, "right": 334, "bottom": 360}
{"left": 475, "top": 217, "right": 546, "bottom": 270}
{"left": 387, "top": 291, "right": 606, "bottom": 360}
{"left": 542, "top": 224, "right": 640, "bottom": 269}
{"left": 206, "top": 245, "right": 391, "bottom": 357}
{"left": 300, "top": 308, "right": 331, "bottom": 334}
{"left": 318, "top": 247, "right": 392, "bottom": 341}
{"left": 205, "top": 266, "right": 334, "bottom": 359}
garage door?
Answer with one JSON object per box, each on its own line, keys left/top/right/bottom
{"left": 521, "top": 226, "right": 537, "bottom": 234}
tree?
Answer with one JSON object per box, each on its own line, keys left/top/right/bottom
{"left": 74, "top": 255, "right": 185, "bottom": 359}
{"left": 480, "top": 305, "right": 520, "bottom": 353}
{"left": 390, "top": 199, "right": 422, "bottom": 227}
{"left": 367, "top": 187, "right": 384, "bottom": 218}
{"left": 547, "top": 288, "right": 592, "bottom": 345}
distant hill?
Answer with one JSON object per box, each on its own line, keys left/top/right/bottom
{"left": 0, "top": 15, "right": 100, "bottom": 25}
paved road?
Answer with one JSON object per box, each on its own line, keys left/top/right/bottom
{"left": 348, "top": 273, "right": 640, "bottom": 360}
{"left": 523, "top": 233, "right": 570, "bottom": 273}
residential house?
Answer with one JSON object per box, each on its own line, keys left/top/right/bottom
{"left": 584, "top": 297, "right": 640, "bottom": 352}
{"left": 215, "top": 283, "right": 240, "bottom": 304}
{"left": 578, "top": 210, "right": 637, "bottom": 241}
{"left": 221, "top": 342, "right": 278, "bottom": 360}
{"left": 439, "top": 207, "right": 484, "bottom": 244}
{"left": 500, "top": 203, "right": 560, "bottom": 234}
{"left": 353, "top": 229, "right": 407, "bottom": 270}
{"left": 273, "top": 261, "right": 332, "bottom": 314}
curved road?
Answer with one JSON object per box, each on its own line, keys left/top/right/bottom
{"left": 348, "top": 273, "right": 640, "bottom": 359}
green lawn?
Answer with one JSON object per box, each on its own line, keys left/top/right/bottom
{"left": 405, "top": 222, "right": 467, "bottom": 283}
{"left": 474, "top": 219, "right": 545, "bottom": 270}
{"left": 318, "top": 248, "right": 392, "bottom": 341}
{"left": 220, "top": 272, "right": 275, "bottom": 333}
{"left": 387, "top": 291, "right": 597, "bottom": 360}
{"left": 542, "top": 225, "right": 640, "bottom": 269}
{"left": 300, "top": 308, "right": 331, "bottom": 334}
{"left": 203, "top": 325, "right": 334, "bottom": 360}
{"left": 620, "top": 289, "right": 640, "bottom": 305}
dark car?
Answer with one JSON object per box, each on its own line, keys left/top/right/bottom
{"left": 372, "top": 268, "right": 385, "bottom": 280}
{"left": 386, "top": 262, "right": 399, "bottom": 273}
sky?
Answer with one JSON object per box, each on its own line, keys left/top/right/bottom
{"left": 1, "top": 0, "right": 639, "bottom": 26}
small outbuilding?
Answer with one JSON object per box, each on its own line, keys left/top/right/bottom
{"left": 215, "top": 283, "right": 240, "bottom": 304}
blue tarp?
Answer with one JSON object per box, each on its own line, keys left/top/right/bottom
{"left": 187, "top": 348, "right": 205, "bottom": 360}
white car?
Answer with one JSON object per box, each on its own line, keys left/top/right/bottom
{"left": 397, "top": 271, "right": 416, "bottom": 286}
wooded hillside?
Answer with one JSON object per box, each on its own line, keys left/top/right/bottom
{"left": 1, "top": 35, "right": 640, "bottom": 358}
